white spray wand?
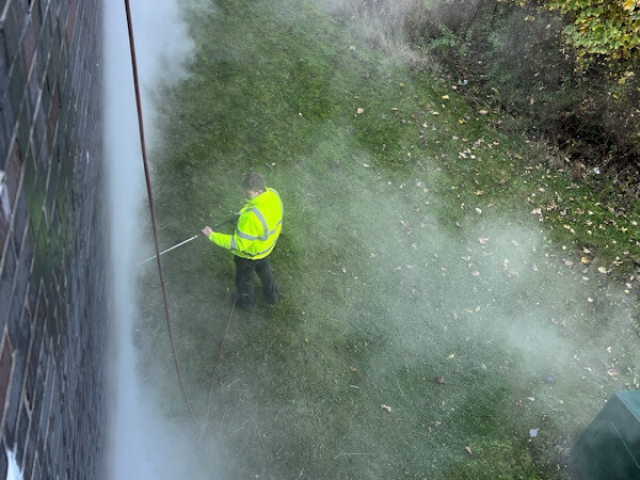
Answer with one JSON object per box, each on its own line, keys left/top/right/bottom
{"left": 137, "top": 214, "right": 239, "bottom": 266}
{"left": 137, "top": 235, "right": 199, "bottom": 266}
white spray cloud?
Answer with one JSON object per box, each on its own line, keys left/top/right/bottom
{"left": 4, "top": 448, "right": 23, "bottom": 480}
{"left": 104, "top": 1, "right": 202, "bottom": 479}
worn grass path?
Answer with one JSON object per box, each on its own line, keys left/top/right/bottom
{"left": 136, "top": 1, "right": 640, "bottom": 479}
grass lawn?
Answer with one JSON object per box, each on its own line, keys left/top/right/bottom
{"left": 134, "top": 1, "right": 640, "bottom": 478}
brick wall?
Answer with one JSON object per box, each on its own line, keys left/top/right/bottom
{"left": 0, "top": 0, "right": 107, "bottom": 479}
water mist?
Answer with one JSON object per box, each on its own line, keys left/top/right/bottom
{"left": 104, "top": 1, "right": 197, "bottom": 479}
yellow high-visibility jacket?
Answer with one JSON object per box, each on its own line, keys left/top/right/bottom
{"left": 208, "top": 188, "right": 283, "bottom": 259}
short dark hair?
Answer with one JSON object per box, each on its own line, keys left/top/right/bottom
{"left": 242, "top": 172, "right": 266, "bottom": 192}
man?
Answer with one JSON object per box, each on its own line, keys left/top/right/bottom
{"left": 201, "top": 172, "right": 283, "bottom": 311}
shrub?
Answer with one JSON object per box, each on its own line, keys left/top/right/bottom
{"left": 403, "top": 0, "right": 640, "bottom": 193}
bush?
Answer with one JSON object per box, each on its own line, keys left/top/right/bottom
{"left": 403, "top": 0, "right": 640, "bottom": 193}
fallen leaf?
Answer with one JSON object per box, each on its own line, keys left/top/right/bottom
{"left": 465, "top": 446, "right": 473, "bottom": 455}
{"left": 436, "top": 375, "right": 446, "bottom": 384}
{"left": 381, "top": 404, "right": 393, "bottom": 413}
{"left": 356, "top": 108, "right": 364, "bottom": 114}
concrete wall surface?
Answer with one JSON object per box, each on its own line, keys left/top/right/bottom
{"left": 0, "top": 0, "right": 108, "bottom": 479}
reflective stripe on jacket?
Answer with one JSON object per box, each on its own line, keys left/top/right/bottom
{"left": 209, "top": 188, "right": 283, "bottom": 259}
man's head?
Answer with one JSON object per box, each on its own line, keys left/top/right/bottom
{"left": 242, "top": 172, "right": 266, "bottom": 199}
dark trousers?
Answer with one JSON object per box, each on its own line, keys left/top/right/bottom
{"left": 234, "top": 256, "right": 278, "bottom": 308}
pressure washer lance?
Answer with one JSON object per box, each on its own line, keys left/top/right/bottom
{"left": 137, "top": 214, "right": 239, "bottom": 266}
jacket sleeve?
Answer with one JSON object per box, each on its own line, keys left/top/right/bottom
{"left": 208, "top": 231, "right": 232, "bottom": 250}
{"left": 208, "top": 211, "right": 261, "bottom": 254}
{"left": 230, "top": 212, "right": 263, "bottom": 256}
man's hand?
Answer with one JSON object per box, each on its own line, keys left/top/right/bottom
{"left": 201, "top": 226, "right": 213, "bottom": 237}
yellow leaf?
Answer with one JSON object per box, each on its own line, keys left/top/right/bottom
{"left": 581, "top": 257, "right": 591, "bottom": 264}
{"left": 442, "top": 95, "right": 450, "bottom": 100}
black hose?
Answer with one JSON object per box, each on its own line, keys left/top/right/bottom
{"left": 124, "top": 0, "right": 196, "bottom": 424}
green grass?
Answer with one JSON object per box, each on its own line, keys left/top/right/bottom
{"left": 135, "top": 1, "right": 640, "bottom": 479}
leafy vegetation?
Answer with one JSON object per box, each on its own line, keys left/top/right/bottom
{"left": 501, "top": 0, "right": 640, "bottom": 66}
{"left": 136, "top": 0, "right": 640, "bottom": 479}
{"left": 406, "top": 0, "right": 640, "bottom": 192}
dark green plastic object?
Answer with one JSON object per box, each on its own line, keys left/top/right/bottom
{"left": 571, "top": 391, "right": 640, "bottom": 479}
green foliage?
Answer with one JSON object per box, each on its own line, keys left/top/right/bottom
{"left": 549, "top": 0, "right": 640, "bottom": 64}
{"left": 500, "top": 0, "right": 640, "bottom": 70}
{"left": 406, "top": 0, "right": 640, "bottom": 185}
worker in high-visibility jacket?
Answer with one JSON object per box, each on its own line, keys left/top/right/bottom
{"left": 201, "top": 172, "right": 283, "bottom": 311}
